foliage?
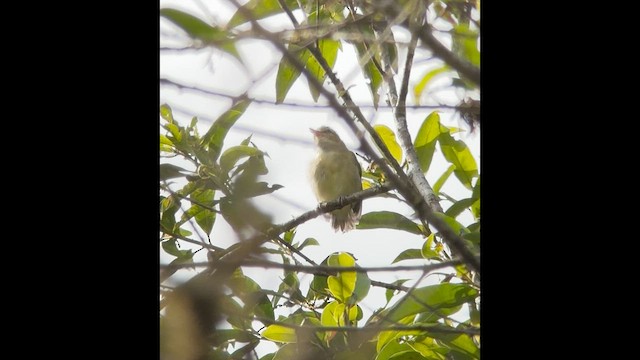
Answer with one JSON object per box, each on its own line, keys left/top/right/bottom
{"left": 160, "top": 0, "right": 480, "bottom": 359}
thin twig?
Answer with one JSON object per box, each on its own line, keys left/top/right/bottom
{"left": 162, "top": 77, "right": 460, "bottom": 110}
{"left": 254, "top": 316, "right": 480, "bottom": 335}
{"left": 160, "top": 258, "right": 462, "bottom": 274}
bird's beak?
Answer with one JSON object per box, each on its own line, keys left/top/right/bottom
{"left": 309, "top": 128, "right": 319, "bottom": 136}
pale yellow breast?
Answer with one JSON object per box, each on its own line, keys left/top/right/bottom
{"left": 311, "top": 151, "right": 361, "bottom": 202}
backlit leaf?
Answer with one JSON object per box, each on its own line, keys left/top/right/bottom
{"left": 414, "top": 66, "right": 450, "bottom": 104}
{"left": 438, "top": 132, "right": 478, "bottom": 189}
{"left": 374, "top": 124, "right": 403, "bottom": 163}
{"left": 262, "top": 325, "right": 296, "bottom": 343}
{"left": 414, "top": 112, "right": 442, "bottom": 173}
{"left": 327, "top": 252, "right": 357, "bottom": 303}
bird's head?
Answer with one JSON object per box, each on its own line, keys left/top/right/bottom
{"left": 310, "top": 126, "right": 347, "bottom": 151}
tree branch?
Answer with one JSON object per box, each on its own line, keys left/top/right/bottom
{"left": 161, "top": 258, "right": 463, "bottom": 275}
{"left": 392, "top": 9, "right": 443, "bottom": 213}
{"left": 161, "top": 77, "right": 461, "bottom": 111}
{"left": 254, "top": 316, "right": 480, "bottom": 335}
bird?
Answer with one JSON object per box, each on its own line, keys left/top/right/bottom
{"left": 309, "top": 126, "right": 363, "bottom": 232}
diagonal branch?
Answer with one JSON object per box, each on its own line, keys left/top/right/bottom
{"left": 391, "top": 8, "right": 443, "bottom": 213}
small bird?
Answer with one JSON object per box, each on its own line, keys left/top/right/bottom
{"left": 310, "top": 126, "right": 363, "bottom": 232}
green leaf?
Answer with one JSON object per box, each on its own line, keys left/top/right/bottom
{"left": 431, "top": 333, "right": 479, "bottom": 359}
{"left": 160, "top": 134, "right": 173, "bottom": 146}
{"left": 271, "top": 343, "right": 297, "bottom": 360}
{"left": 385, "top": 279, "right": 410, "bottom": 304}
{"left": 200, "top": 97, "right": 251, "bottom": 163}
{"left": 220, "top": 145, "right": 264, "bottom": 173}
{"left": 241, "top": 134, "right": 253, "bottom": 146}
{"left": 433, "top": 165, "right": 455, "bottom": 196}
{"left": 445, "top": 198, "right": 475, "bottom": 219}
{"left": 376, "top": 315, "right": 417, "bottom": 352}
{"left": 161, "top": 238, "right": 190, "bottom": 258}
{"left": 421, "top": 233, "right": 441, "bottom": 260}
{"left": 357, "top": 211, "right": 422, "bottom": 235}
{"left": 407, "top": 336, "right": 450, "bottom": 359}
{"left": 471, "top": 177, "right": 480, "bottom": 219}
{"left": 381, "top": 283, "right": 478, "bottom": 323}
{"left": 227, "top": 0, "right": 300, "bottom": 28}
{"left": 438, "top": 132, "right": 478, "bottom": 190}
{"left": 349, "top": 268, "right": 371, "bottom": 305}
{"left": 163, "top": 123, "right": 182, "bottom": 143}
{"left": 262, "top": 324, "right": 297, "bottom": 343}
{"left": 374, "top": 124, "right": 403, "bottom": 163}
{"left": 414, "top": 112, "right": 442, "bottom": 173}
{"left": 327, "top": 252, "right": 357, "bottom": 303}
{"left": 453, "top": 24, "right": 480, "bottom": 67}
{"left": 210, "top": 329, "right": 257, "bottom": 346}
{"left": 355, "top": 42, "right": 382, "bottom": 109}
{"left": 462, "top": 231, "right": 480, "bottom": 244}
{"left": 391, "top": 249, "right": 423, "bottom": 264}
{"left": 377, "top": 341, "right": 420, "bottom": 360}
{"left": 275, "top": 45, "right": 311, "bottom": 104}
{"left": 160, "top": 8, "right": 241, "bottom": 60}
{"left": 388, "top": 351, "right": 429, "bottom": 359}
{"left": 321, "top": 301, "right": 358, "bottom": 327}
{"left": 434, "top": 212, "right": 470, "bottom": 235}
{"left": 160, "top": 104, "right": 174, "bottom": 123}
{"left": 306, "top": 38, "right": 340, "bottom": 102}
{"left": 413, "top": 66, "right": 450, "bottom": 105}
{"left": 471, "top": 176, "right": 480, "bottom": 200}
{"left": 178, "top": 187, "right": 216, "bottom": 235}
{"left": 283, "top": 228, "right": 296, "bottom": 244}
{"left": 160, "top": 196, "right": 179, "bottom": 232}
{"left": 297, "top": 237, "right": 319, "bottom": 250}
{"left": 236, "top": 182, "right": 283, "bottom": 198}
{"left": 231, "top": 341, "right": 260, "bottom": 359}
{"left": 160, "top": 163, "right": 190, "bottom": 181}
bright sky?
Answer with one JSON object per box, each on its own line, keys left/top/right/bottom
{"left": 160, "top": 0, "right": 479, "bottom": 356}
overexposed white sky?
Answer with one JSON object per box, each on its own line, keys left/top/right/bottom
{"left": 161, "top": 0, "right": 479, "bottom": 356}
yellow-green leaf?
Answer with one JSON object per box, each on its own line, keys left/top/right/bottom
{"left": 261, "top": 324, "right": 297, "bottom": 343}
{"left": 433, "top": 164, "right": 455, "bottom": 196}
{"left": 374, "top": 125, "right": 402, "bottom": 163}
{"left": 200, "top": 98, "right": 252, "bottom": 163}
{"left": 227, "top": 0, "right": 300, "bottom": 28}
{"left": 438, "top": 132, "right": 478, "bottom": 190}
{"left": 434, "top": 212, "right": 470, "bottom": 235}
{"left": 321, "top": 301, "right": 358, "bottom": 327}
{"left": 307, "top": 38, "right": 340, "bottom": 102}
{"left": 379, "top": 283, "right": 478, "bottom": 323}
{"left": 413, "top": 66, "right": 450, "bottom": 105}
{"left": 327, "top": 252, "right": 356, "bottom": 303}
{"left": 160, "top": 104, "right": 174, "bottom": 123}
{"left": 275, "top": 45, "right": 310, "bottom": 104}
{"left": 160, "top": 8, "right": 241, "bottom": 61}
{"left": 355, "top": 43, "right": 382, "bottom": 109}
{"left": 414, "top": 112, "right": 441, "bottom": 173}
